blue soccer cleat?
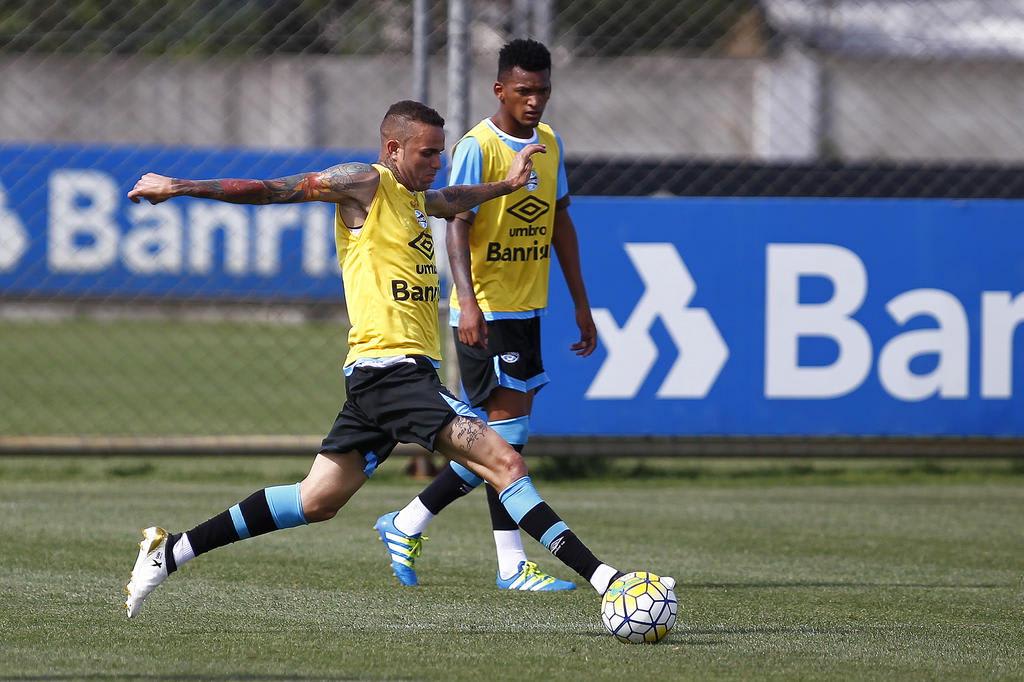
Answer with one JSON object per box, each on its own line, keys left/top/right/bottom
{"left": 496, "top": 560, "right": 576, "bottom": 591}
{"left": 373, "top": 511, "right": 426, "bottom": 587}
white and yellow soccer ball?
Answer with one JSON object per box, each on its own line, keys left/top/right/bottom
{"left": 601, "top": 571, "right": 677, "bottom": 643}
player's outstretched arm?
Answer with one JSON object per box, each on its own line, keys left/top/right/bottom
{"left": 551, "top": 198, "right": 597, "bottom": 357}
{"left": 424, "top": 143, "right": 546, "bottom": 217}
{"left": 127, "top": 162, "right": 380, "bottom": 206}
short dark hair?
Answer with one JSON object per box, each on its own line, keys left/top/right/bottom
{"left": 497, "top": 39, "right": 551, "bottom": 80}
{"left": 380, "top": 100, "right": 445, "bottom": 140}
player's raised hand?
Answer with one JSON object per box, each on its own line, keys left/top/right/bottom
{"left": 128, "top": 173, "right": 175, "bottom": 204}
{"left": 503, "top": 143, "right": 546, "bottom": 190}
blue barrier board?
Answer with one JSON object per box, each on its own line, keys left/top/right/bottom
{"left": 0, "top": 143, "right": 448, "bottom": 301}
{"left": 534, "top": 197, "right": 1024, "bottom": 436}
{"left": 2, "top": 144, "right": 1020, "bottom": 436}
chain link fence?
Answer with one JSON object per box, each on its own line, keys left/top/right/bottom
{"left": 2, "top": 0, "right": 1023, "bottom": 448}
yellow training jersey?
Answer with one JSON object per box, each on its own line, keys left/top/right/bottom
{"left": 336, "top": 164, "right": 441, "bottom": 366}
{"left": 449, "top": 120, "right": 561, "bottom": 316}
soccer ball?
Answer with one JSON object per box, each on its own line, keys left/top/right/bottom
{"left": 601, "top": 571, "right": 677, "bottom": 643}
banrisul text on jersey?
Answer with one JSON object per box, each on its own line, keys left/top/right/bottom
{"left": 486, "top": 240, "right": 550, "bottom": 263}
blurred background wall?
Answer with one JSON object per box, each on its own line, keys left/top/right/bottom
{"left": 4, "top": 1, "right": 1024, "bottom": 161}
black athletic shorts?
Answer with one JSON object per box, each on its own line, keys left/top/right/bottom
{"left": 319, "top": 356, "right": 477, "bottom": 476}
{"left": 454, "top": 317, "right": 550, "bottom": 408}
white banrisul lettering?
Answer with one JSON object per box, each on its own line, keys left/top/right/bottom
{"left": 981, "top": 291, "right": 1024, "bottom": 398}
{"left": 254, "top": 205, "right": 302, "bottom": 275}
{"left": 48, "top": 170, "right": 119, "bottom": 272}
{"left": 302, "top": 205, "right": 332, "bottom": 277}
{"left": 124, "top": 203, "right": 182, "bottom": 274}
{"left": 765, "top": 244, "right": 872, "bottom": 398}
{"left": 878, "top": 289, "right": 968, "bottom": 401}
{"left": 188, "top": 203, "right": 249, "bottom": 275}
{"left": 0, "top": 183, "right": 28, "bottom": 271}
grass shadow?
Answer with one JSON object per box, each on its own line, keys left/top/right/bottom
{"left": 105, "top": 462, "right": 156, "bottom": 477}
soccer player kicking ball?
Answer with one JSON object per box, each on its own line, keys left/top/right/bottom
{"left": 377, "top": 39, "right": 597, "bottom": 592}
{"left": 123, "top": 100, "right": 672, "bottom": 618}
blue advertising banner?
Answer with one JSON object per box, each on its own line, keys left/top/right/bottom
{"left": 2, "top": 145, "right": 1021, "bottom": 437}
{"left": 534, "top": 197, "right": 1024, "bottom": 437}
{"left": 0, "top": 143, "right": 448, "bottom": 301}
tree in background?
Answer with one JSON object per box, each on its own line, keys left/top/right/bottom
{"left": 0, "top": 0, "right": 764, "bottom": 57}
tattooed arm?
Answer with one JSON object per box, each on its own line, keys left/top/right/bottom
{"left": 127, "top": 162, "right": 380, "bottom": 206}
{"left": 424, "top": 143, "right": 546, "bottom": 217}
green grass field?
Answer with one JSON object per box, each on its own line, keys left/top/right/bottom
{"left": 0, "top": 318, "right": 346, "bottom": 436}
{"left": 2, "top": 456, "right": 1022, "bottom": 681}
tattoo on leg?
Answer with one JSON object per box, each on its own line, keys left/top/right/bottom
{"left": 452, "top": 416, "right": 486, "bottom": 452}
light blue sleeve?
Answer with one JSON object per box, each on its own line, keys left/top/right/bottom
{"left": 448, "top": 136, "right": 484, "bottom": 214}
{"left": 555, "top": 132, "right": 569, "bottom": 200}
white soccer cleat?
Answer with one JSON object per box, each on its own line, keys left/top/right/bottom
{"left": 124, "top": 526, "right": 170, "bottom": 618}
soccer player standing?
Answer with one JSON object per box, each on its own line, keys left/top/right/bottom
{"left": 123, "top": 100, "right": 666, "bottom": 618}
{"left": 377, "top": 40, "right": 597, "bottom": 591}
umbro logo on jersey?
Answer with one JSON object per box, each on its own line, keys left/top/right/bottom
{"left": 506, "top": 196, "right": 549, "bottom": 223}
{"left": 501, "top": 352, "right": 520, "bottom": 364}
{"left": 408, "top": 231, "right": 434, "bottom": 260}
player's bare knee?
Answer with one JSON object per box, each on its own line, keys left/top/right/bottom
{"left": 302, "top": 498, "right": 341, "bottom": 523}
{"left": 496, "top": 445, "right": 528, "bottom": 483}
{"left": 508, "top": 455, "right": 528, "bottom": 481}
{"left": 299, "top": 483, "right": 345, "bottom": 522}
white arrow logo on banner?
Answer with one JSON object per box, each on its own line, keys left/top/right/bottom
{"left": 0, "top": 183, "right": 28, "bottom": 272}
{"left": 587, "top": 243, "right": 729, "bottom": 399}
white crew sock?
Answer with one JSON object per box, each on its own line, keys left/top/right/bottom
{"left": 590, "top": 563, "right": 619, "bottom": 595}
{"left": 172, "top": 532, "right": 195, "bottom": 567}
{"left": 393, "top": 497, "right": 434, "bottom": 536}
{"left": 494, "top": 530, "right": 529, "bottom": 580}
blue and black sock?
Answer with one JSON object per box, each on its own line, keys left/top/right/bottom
{"left": 174, "top": 483, "right": 308, "bottom": 571}
{"left": 499, "top": 475, "right": 614, "bottom": 591}
{"left": 417, "top": 461, "right": 479, "bottom": 514}
{"left": 485, "top": 417, "right": 528, "bottom": 532}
